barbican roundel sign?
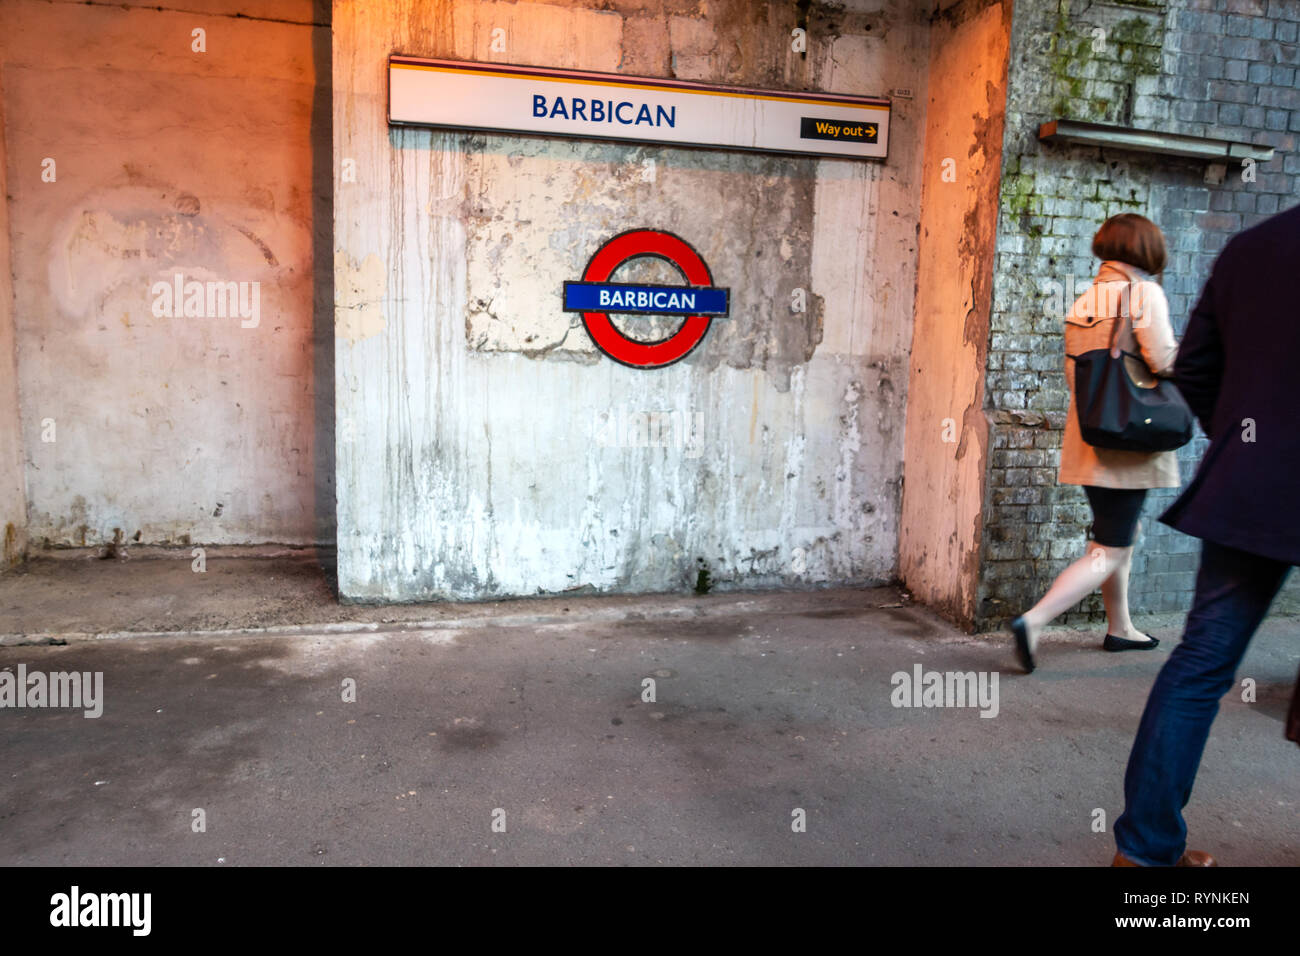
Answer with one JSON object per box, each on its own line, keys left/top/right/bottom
{"left": 562, "top": 230, "right": 730, "bottom": 369}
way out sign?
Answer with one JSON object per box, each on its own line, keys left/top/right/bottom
{"left": 389, "top": 56, "right": 890, "bottom": 160}
{"left": 564, "top": 230, "right": 728, "bottom": 369}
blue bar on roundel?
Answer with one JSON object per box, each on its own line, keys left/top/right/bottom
{"left": 563, "top": 281, "right": 730, "bottom": 317}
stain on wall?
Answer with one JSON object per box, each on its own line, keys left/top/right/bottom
{"left": 0, "top": 58, "right": 26, "bottom": 569}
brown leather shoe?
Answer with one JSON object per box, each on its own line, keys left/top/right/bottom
{"left": 1111, "top": 849, "right": 1217, "bottom": 867}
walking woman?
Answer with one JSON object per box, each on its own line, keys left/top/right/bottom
{"left": 1011, "top": 214, "right": 1181, "bottom": 672}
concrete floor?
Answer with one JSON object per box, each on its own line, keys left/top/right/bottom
{"left": 0, "top": 551, "right": 1297, "bottom": 866}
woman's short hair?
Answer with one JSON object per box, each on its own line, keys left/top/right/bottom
{"left": 1091, "top": 213, "right": 1167, "bottom": 275}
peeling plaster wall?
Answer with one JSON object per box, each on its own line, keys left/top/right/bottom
{"left": 899, "top": 0, "right": 1010, "bottom": 629}
{"left": 335, "top": 0, "right": 931, "bottom": 601}
{"left": 1, "top": 0, "right": 331, "bottom": 549}
{"left": 464, "top": 140, "right": 827, "bottom": 389}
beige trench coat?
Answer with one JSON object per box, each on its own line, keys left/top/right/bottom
{"left": 1058, "top": 261, "right": 1181, "bottom": 489}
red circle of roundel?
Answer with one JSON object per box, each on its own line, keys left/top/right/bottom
{"left": 580, "top": 230, "right": 715, "bottom": 369}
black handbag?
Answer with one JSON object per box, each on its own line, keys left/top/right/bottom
{"left": 1069, "top": 279, "right": 1194, "bottom": 452}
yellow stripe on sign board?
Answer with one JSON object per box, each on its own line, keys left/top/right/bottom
{"left": 390, "top": 62, "right": 892, "bottom": 111}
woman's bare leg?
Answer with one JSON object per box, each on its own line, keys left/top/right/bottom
{"left": 1100, "top": 546, "right": 1153, "bottom": 641}
{"left": 1020, "top": 542, "right": 1134, "bottom": 650}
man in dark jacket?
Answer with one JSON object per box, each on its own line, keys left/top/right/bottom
{"left": 1112, "top": 204, "right": 1300, "bottom": 867}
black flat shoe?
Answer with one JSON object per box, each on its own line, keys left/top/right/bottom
{"left": 1010, "top": 616, "right": 1035, "bottom": 673}
{"left": 1103, "top": 633, "right": 1159, "bottom": 652}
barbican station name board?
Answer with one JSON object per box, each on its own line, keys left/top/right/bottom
{"left": 388, "top": 56, "right": 890, "bottom": 160}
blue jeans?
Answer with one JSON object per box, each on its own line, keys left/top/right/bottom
{"left": 1114, "top": 539, "right": 1292, "bottom": 865}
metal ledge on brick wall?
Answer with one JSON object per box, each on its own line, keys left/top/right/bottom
{"left": 1038, "top": 120, "right": 1274, "bottom": 164}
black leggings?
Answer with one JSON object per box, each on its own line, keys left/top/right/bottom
{"left": 1083, "top": 486, "right": 1148, "bottom": 547}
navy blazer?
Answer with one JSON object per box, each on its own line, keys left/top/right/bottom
{"left": 1159, "top": 203, "right": 1300, "bottom": 566}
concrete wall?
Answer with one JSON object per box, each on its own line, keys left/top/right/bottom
{"left": 334, "top": 0, "right": 932, "bottom": 601}
{"left": 0, "top": 60, "right": 26, "bottom": 568}
{"left": 899, "top": 0, "right": 1011, "bottom": 628}
{"left": 977, "top": 0, "right": 1300, "bottom": 628}
{"left": 0, "top": 0, "right": 332, "bottom": 550}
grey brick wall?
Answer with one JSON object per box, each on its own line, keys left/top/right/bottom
{"left": 977, "top": 0, "right": 1300, "bottom": 628}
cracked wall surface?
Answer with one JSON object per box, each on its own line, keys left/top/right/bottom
{"left": 335, "top": 0, "right": 931, "bottom": 601}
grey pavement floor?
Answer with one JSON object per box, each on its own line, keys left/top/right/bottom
{"left": 0, "top": 549, "right": 1297, "bottom": 866}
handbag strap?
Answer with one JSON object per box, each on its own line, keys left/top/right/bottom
{"left": 1107, "top": 271, "right": 1133, "bottom": 356}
